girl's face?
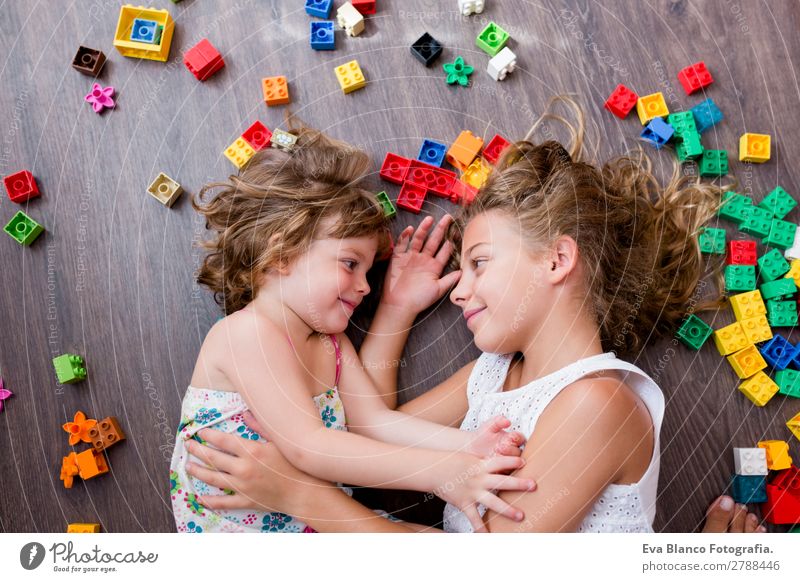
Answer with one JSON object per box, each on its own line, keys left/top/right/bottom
{"left": 450, "top": 210, "right": 552, "bottom": 354}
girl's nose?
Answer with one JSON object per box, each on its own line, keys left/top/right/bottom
{"left": 450, "top": 274, "right": 469, "bottom": 305}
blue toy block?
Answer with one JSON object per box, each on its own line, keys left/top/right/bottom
{"left": 640, "top": 117, "right": 674, "bottom": 149}
{"left": 730, "top": 474, "right": 767, "bottom": 504}
{"left": 691, "top": 98, "right": 723, "bottom": 133}
{"left": 305, "top": 0, "right": 333, "bottom": 18}
{"left": 130, "top": 18, "right": 159, "bottom": 44}
{"left": 417, "top": 139, "right": 447, "bottom": 167}
{"left": 759, "top": 334, "right": 798, "bottom": 370}
{"left": 310, "top": 21, "right": 335, "bottom": 50}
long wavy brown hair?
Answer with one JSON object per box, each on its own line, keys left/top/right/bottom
{"left": 193, "top": 120, "right": 391, "bottom": 314}
{"left": 454, "top": 96, "right": 727, "bottom": 358}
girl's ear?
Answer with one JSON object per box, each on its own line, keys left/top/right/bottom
{"left": 268, "top": 233, "right": 292, "bottom": 275}
{"left": 547, "top": 235, "right": 579, "bottom": 285}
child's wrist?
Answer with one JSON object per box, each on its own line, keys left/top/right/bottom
{"left": 375, "top": 301, "right": 418, "bottom": 324}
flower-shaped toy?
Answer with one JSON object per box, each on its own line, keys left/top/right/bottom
{"left": 63, "top": 410, "right": 97, "bottom": 445}
{"left": 85, "top": 83, "right": 115, "bottom": 113}
{"left": 443, "top": 56, "right": 474, "bottom": 86}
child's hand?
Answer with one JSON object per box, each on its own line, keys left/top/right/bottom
{"left": 382, "top": 214, "right": 461, "bottom": 317}
{"left": 465, "top": 416, "right": 526, "bottom": 459}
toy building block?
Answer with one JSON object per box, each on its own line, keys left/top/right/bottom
{"left": 724, "top": 265, "right": 756, "bottom": 292}
{"left": 418, "top": 139, "right": 447, "bottom": 167}
{"left": 310, "top": 21, "right": 335, "bottom": 50}
{"left": 4, "top": 211, "right": 44, "bottom": 246}
{"left": 67, "top": 523, "right": 101, "bottom": 533}
{"left": 113, "top": 5, "right": 174, "bottom": 62}
{"left": 729, "top": 289, "right": 765, "bottom": 320}
{"left": 334, "top": 60, "right": 366, "bottom": 94}
{"left": 482, "top": 134, "right": 511, "bottom": 165}
{"left": 396, "top": 182, "right": 426, "bottom": 214}
{"left": 675, "top": 131, "right": 704, "bottom": 162}
{"left": 375, "top": 191, "right": 396, "bottom": 218}
{"left": 487, "top": 47, "right": 516, "bottom": 81}
{"left": 53, "top": 354, "right": 87, "bottom": 384}
{"left": 241, "top": 121, "right": 272, "bottom": 151}
{"left": 788, "top": 412, "right": 800, "bottom": 441}
{"left": 461, "top": 158, "right": 492, "bottom": 189}
{"left": 446, "top": 130, "right": 483, "bottom": 171}
{"left": 270, "top": 129, "right": 297, "bottom": 152}
{"left": 730, "top": 474, "right": 767, "bottom": 503}
{"left": 758, "top": 247, "right": 791, "bottom": 281}
{"left": 727, "top": 345, "right": 767, "bottom": 379}
{"left": 763, "top": 219, "right": 797, "bottom": 250}
{"left": 351, "top": 0, "right": 376, "bottom": 14}
{"left": 763, "top": 483, "right": 800, "bottom": 524}
{"left": 699, "top": 149, "right": 728, "bottom": 177}
{"left": 667, "top": 111, "right": 697, "bottom": 139}
{"left": 147, "top": 172, "right": 182, "bottom": 207}
{"left": 604, "top": 84, "right": 638, "bottom": 119}
{"left": 727, "top": 240, "right": 757, "bottom": 265}
{"left": 379, "top": 152, "right": 411, "bottom": 184}
{"left": 775, "top": 368, "right": 800, "bottom": 397}
{"left": 337, "top": 2, "right": 365, "bottom": 36}
{"left": 60, "top": 452, "right": 79, "bottom": 488}
{"left": 476, "top": 22, "right": 509, "bottom": 57}
{"left": 448, "top": 179, "right": 478, "bottom": 206}
{"left": 262, "top": 76, "right": 290, "bottom": 105}
{"left": 718, "top": 192, "right": 753, "bottom": 225}
{"left": 775, "top": 466, "right": 800, "bottom": 492}
{"left": 737, "top": 371, "right": 778, "bottom": 406}
{"left": 406, "top": 161, "right": 456, "bottom": 197}
{"left": 184, "top": 38, "right": 224, "bottom": 81}
{"left": 785, "top": 259, "right": 800, "bottom": 287}
{"left": 758, "top": 440, "right": 793, "bottom": 470}
{"left": 759, "top": 186, "right": 796, "bottom": 220}
{"left": 740, "top": 206, "right": 773, "bottom": 238}
{"left": 677, "top": 61, "right": 713, "bottom": 95}
{"left": 71, "top": 46, "right": 106, "bottom": 76}
{"left": 76, "top": 449, "right": 108, "bottom": 480}
{"left": 767, "top": 299, "right": 798, "bottom": 327}
{"left": 63, "top": 411, "right": 97, "bottom": 446}
{"left": 410, "top": 32, "right": 443, "bottom": 67}
{"left": 4, "top": 170, "right": 40, "bottom": 203}
{"left": 443, "top": 56, "right": 473, "bottom": 86}
{"left": 305, "top": 0, "right": 333, "bottom": 18}
{"left": 676, "top": 314, "right": 713, "bottom": 350}
{"left": 224, "top": 138, "right": 255, "bottom": 169}
{"left": 739, "top": 133, "right": 770, "bottom": 163}
{"left": 88, "top": 416, "right": 126, "bottom": 452}
{"left": 84, "top": 83, "right": 115, "bottom": 113}
{"left": 760, "top": 335, "right": 797, "bottom": 370}
{"left": 458, "top": 0, "right": 485, "bottom": 16}
{"left": 691, "top": 98, "right": 723, "bottom": 133}
{"left": 640, "top": 118, "right": 674, "bottom": 149}
{"left": 713, "top": 321, "right": 749, "bottom": 356}
{"left": 636, "top": 93, "right": 669, "bottom": 125}
{"left": 785, "top": 229, "right": 800, "bottom": 261}
{"left": 761, "top": 276, "right": 797, "bottom": 300}
{"left": 698, "top": 227, "right": 725, "bottom": 254}
{"left": 733, "top": 447, "right": 768, "bottom": 476}
{"left": 739, "top": 314, "right": 771, "bottom": 344}
{"left": 130, "top": 18, "right": 160, "bottom": 44}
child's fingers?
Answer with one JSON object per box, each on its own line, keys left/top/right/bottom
{"left": 484, "top": 474, "right": 537, "bottom": 493}
{"left": 495, "top": 438, "right": 522, "bottom": 457}
{"left": 409, "top": 216, "right": 434, "bottom": 252}
{"left": 196, "top": 494, "right": 247, "bottom": 511}
{"left": 437, "top": 270, "right": 461, "bottom": 296}
{"left": 480, "top": 492, "right": 525, "bottom": 523}
{"left": 486, "top": 415, "right": 511, "bottom": 433}
{"left": 395, "top": 226, "right": 414, "bottom": 254}
{"left": 186, "top": 460, "right": 234, "bottom": 491}
{"left": 186, "top": 438, "right": 238, "bottom": 473}
{"left": 422, "top": 214, "right": 452, "bottom": 256}
{"left": 462, "top": 504, "right": 487, "bottom": 533}
{"left": 434, "top": 239, "right": 453, "bottom": 266}
{"left": 483, "top": 454, "right": 525, "bottom": 474}
{"left": 241, "top": 411, "right": 268, "bottom": 438}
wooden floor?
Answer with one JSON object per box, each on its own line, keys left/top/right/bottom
{"left": 1, "top": 0, "right": 798, "bottom": 533}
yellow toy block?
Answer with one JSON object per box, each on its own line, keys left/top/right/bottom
{"left": 727, "top": 344, "right": 766, "bottom": 379}
{"left": 738, "top": 371, "right": 778, "bottom": 406}
{"left": 112, "top": 5, "right": 174, "bottom": 62}
{"left": 334, "top": 60, "right": 366, "bottom": 94}
{"left": 67, "top": 523, "right": 101, "bottom": 533}
{"left": 461, "top": 158, "right": 492, "bottom": 189}
{"left": 224, "top": 138, "right": 255, "bottom": 169}
{"left": 729, "top": 290, "right": 766, "bottom": 321}
{"left": 758, "top": 440, "right": 793, "bottom": 470}
{"left": 789, "top": 412, "right": 800, "bottom": 441}
{"left": 636, "top": 92, "right": 669, "bottom": 125}
{"left": 739, "top": 133, "right": 771, "bottom": 163}
{"left": 785, "top": 260, "right": 800, "bottom": 288}
{"left": 713, "top": 321, "right": 749, "bottom": 356}
{"left": 739, "top": 314, "right": 772, "bottom": 344}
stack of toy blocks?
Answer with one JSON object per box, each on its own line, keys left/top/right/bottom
{"left": 763, "top": 463, "right": 800, "bottom": 524}
{"left": 731, "top": 447, "right": 768, "bottom": 504}
{"left": 112, "top": 5, "right": 174, "bottom": 62}
{"left": 224, "top": 120, "right": 273, "bottom": 169}
{"left": 184, "top": 38, "right": 224, "bottom": 81}
{"left": 60, "top": 411, "right": 126, "bottom": 489}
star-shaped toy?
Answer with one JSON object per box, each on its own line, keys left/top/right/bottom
{"left": 443, "top": 56, "right": 474, "bottom": 86}
{"left": 84, "top": 83, "right": 115, "bottom": 113}
{"left": 62, "top": 410, "right": 97, "bottom": 446}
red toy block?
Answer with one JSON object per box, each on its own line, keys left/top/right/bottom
{"left": 241, "top": 121, "right": 272, "bottom": 151}
{"left": 727, "top": 240, "right": 757, "bottom": 265}
{"left": 604, "top": 84, "right": 638, "bottom": 119}
{"left": 351, "top": 0, "right": 376, "bottom": 14}
{"left": 379, "top": 153, "right": 411, "bottom": 184}
{"left": 184, "top": 38, "right": 225, "bottom": 81}
{"left": 771, "top": 465, "right": 800, "bottom": 493}
{"left": 482, "top": 134, "right": 511, "bottom": 165}
{"left": 678, "top": 61, "right": 713, "bottom": 95}
{"left": 4, "top": 170, "right": 40, "bottom": 203}
{"left": 762, "top": 484, "right": 800, "bottom": 524}
{"left": 396, "top": 182, "right": 426, "bottom": 214}
{"left": 448, "top": 179, "right": 478, "bottom": 206}
{"left": 406, "top": 160, "right": 456, "bottom": 197}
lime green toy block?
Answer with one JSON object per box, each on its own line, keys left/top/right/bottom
{"left": 113, "top": 5, "right": 174, "bottom": 62}
{"left": 676, "top": 314, "right": 713, "bottom": 350}
{"left": 52, "top": 354, "right": 87, "bottom": 384}
{"left": 476, "top": 22, "right": 509, "bottom": 57}
{"left": 766, "top": 299, "right": 798, "bottom": 327}
{"left": 725, "top": 265, "right": 756, "bottom": 292}
{"left": 718, "top": 192, "right": 753, "bottom": 225}
{"left": 758, "top": 248, "right": 791, "bottom": 281}
{"left": 699, "top": 149, "right": 728, "bottom": 177}
{"left": 375, "top": 191, "right": 396, "bottom": 218}
{"left": 698, "top": 227, "right": 725, "bottom": 254}
{"left": 759, "top": 186, "right": 796, "bottom": 220}
{"left": 762, "top": 219, "right": 797, "bottom": 250}
{"left": 4, "top": 211, "right": 44, "bottom": 245}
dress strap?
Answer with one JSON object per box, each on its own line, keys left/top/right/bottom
{"left": 329, "top": 334, "right": 342, "bottom": 387}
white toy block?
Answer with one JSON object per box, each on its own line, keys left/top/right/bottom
{"left": 487, "top": 47, "right": 516, "bottom": 81}
{"left": 337, "top": 2, "right": 365, "bottom": 37}
{"left": 457, "top": 0, "right": 485, "bottom": 16}
{"left": 784, "top": 228, "right": 800, "bottom": 260}
{"left": 733, "top": 447, "right": 768, "bottom": 476}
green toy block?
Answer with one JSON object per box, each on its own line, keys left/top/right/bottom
{"left": 740, "top": 206, "right": 773, "bottom": 238}
{"left": 766, "top": 300, "right": 798, "bottom": 327}
{"left": 759, "top": 186, "right": 797, "bottom": 220}
{"left": 725, "top": 265, "right": 756, "bottom": 292}
{"left": 762, "top": 219, "right": 798, "bottom": 250}
{"left": 667, "top": 111, "right": 697, "bottom": 139}
{"left": 775, "top": 369, "right": 800, "bottom": 397}
{"left": 758, "top": 248, "right": 791, "bottom": 281}
{"left": 698, "top": 227, "right": 725, "bottom": 254}
{"left": 475, "top": 22, "right": 509, "bottom": 57}
{"left": 375, "top": 191, "right": 396, "bottom": 218}
{"left": 790, "top": 527, "right": 800, "bottom": 533}
{"left": 761, "top": 277, "right": 797, "bottom": 301}
{"left": 699, "top": 149, "right": 728, "bottom": 177}
{"left": 676, "top": 314, "right": 713, "bottom": 350}
{"left": 676, "top": 130, "right": 704, "bottom": 161}
{"left": 52, "top": 354, "right": 87, "bottom": 384}
{"left": 718, "top": 192, "right": 753, "bottom": 225}
{"left": 4, "top": 211, "right": 44, "bottom": 246}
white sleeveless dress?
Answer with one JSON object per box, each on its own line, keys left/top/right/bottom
{"left": 443, "top": 351, "right": 665, "bottom": 533}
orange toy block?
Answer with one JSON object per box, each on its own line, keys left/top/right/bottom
{"left": 76, "top": 449, "right": 109, "bottom": 480}
{"left": 446, "top": 130, "right": 483, "bottom": 171}
{"left": 262, "top": 76, "right": 290, "bottom": 106}
{"left": 67, "top": 523, "right": 101, "bottom": 533}
{"left": 89, "top": 416, "right": 126, "bottom": 452}
{"left": 758, "top": 440, "right": 793, "bottom": 471}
